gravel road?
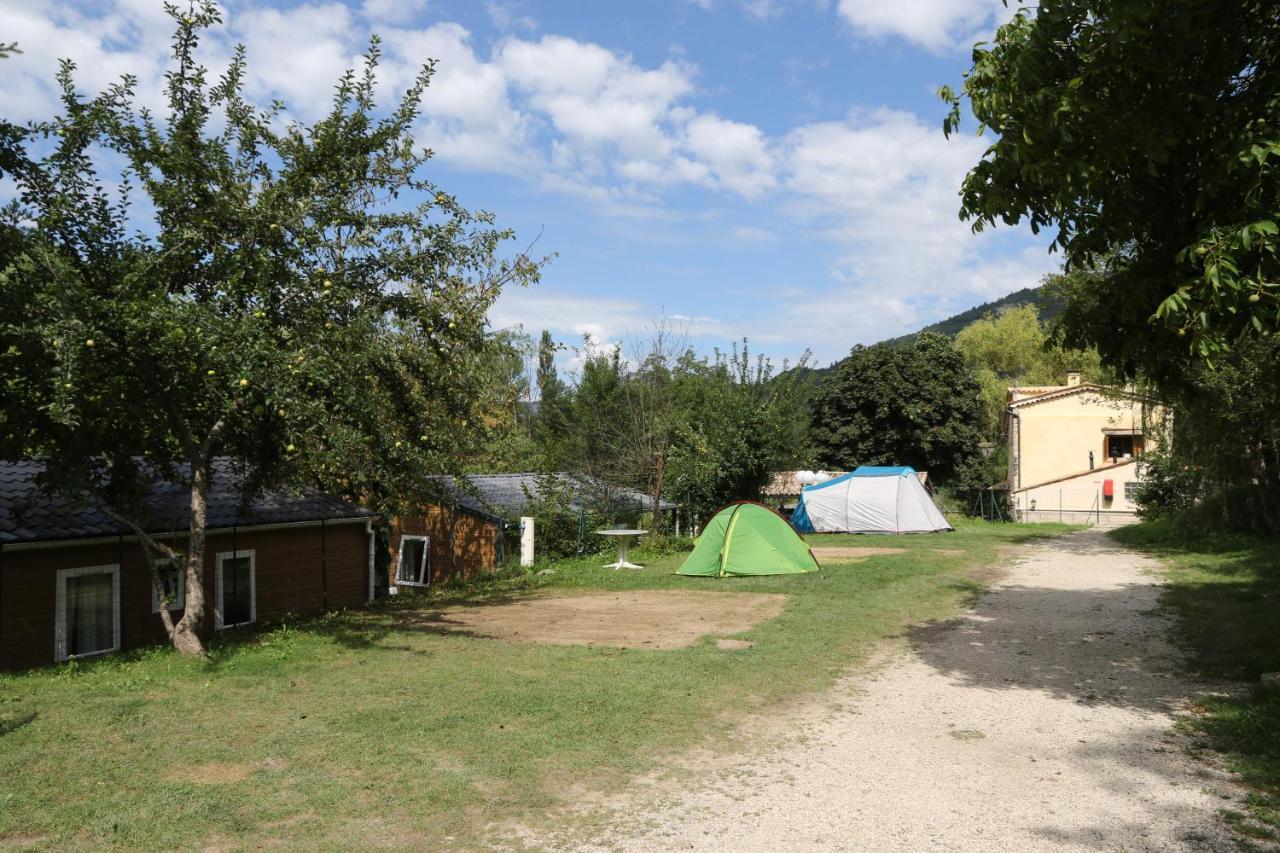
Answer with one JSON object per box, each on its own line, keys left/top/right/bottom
{"left": 539, "top": 528, "right": 1242, "bottom": 852}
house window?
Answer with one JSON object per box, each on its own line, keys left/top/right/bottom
{"left": 396, "top": 536, "right": 430, "bottom": 586}
{"left": 1125, "top": 481, "right": 1139, "bottom": 502}
{"left": 151, "top": 559, "right": 186, "bottom": 613}
{"left": 1104, "top": 434, "right": 1143, "bottom": 460}
{"left": 55, "top": 565, "right": 121, "bottom": 662}
{"left": 215, "top": 550, "right": 256, "bottom": 629}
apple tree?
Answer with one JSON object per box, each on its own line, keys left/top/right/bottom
{"left": 0, "top": 3, "right": 540, "bottom": 656}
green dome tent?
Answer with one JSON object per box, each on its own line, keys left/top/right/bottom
{"left": 678, "top": 502, "right": 820, "bottom": 577}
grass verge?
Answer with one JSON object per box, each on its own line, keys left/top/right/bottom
{"left": 1111, "top": 519, "right": 1280, "bottom": 841}
{"left": 0, "top": 520, "right": 1071, "bottom": 850}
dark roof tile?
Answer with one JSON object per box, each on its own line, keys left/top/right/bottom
{"left": 0, "top": 459, "right": 374, "bottom": 544}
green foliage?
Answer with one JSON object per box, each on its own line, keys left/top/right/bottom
{"left": 1131, "top": 451, "right": 1203, "bottom": 521}
{"left": 0, "top": 4, "right": 540, "bottom": 651}
{"left": 0, "top": 4, "right": 540, "bottom": 519}
{"left": 880, "top": 284, "right": 1064, "bottom": 347}
{"left": 954, "top": 299, "right": 1110, "bottom": 439}
{"left": 463, "top": 330, "right": 541, "bottom": 474}
{"left": 942, "top": 0, "right": 1280, "bottom": 363}
{"left": 1104, "top": 337, "right": 1280, "bottom": 535}
{"left": 554, "top": 336, "right": 628, "bottom": 485}
{"left": 1112, "top": 521, "right": 1280, "bottom": 838}
{"left": 516, "top": 333, "right": 809, "bottom": 532}
{"left": 808, "top": 333, "right": 985, "bottom": 485}
{"left": 666, "top": 340, "right": 812, "bottom": 527}
{"left": 519, "top": 470, "right": 607, "bottom": 560}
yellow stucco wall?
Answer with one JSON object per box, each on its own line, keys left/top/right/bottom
{"left": 1012, "top": 391, "right": 1155, "bottom": 490}
{"left": 1010, "top": 461, "right": 1143, "bottom": 520}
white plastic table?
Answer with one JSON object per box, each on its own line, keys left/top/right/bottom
{"left": 597, "top": 528, "right": 647, "bottom": 570}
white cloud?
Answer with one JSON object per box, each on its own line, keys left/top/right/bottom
{"left": 236, "top": 4, "right": 359, "bottom": 118}
{"left": 683, "top": 114, "right": 776, "bottom": 198}
{"left": 0, "top": 2, "right": 174, "bottom": 120}
{"left": 1, "top": 3, "right": 779, "bottom": 204}
{"left": 381, "top": 23, "right": 533, "bottom": 173}
{"left": 835, "top": 0, "right": 1019, "bottom": 53}
{"left": 784, "top": 107, "right": 989, "bottom": 281}
{"left": 747, "top": 106, "right": 1058, "bottom": 360}
{"left": 361, "top": 0, "right": 429, "bottom": 25}
{"left": 489, "top": 288, "right": 650, "bottom": 346}
{"left": 499, "top": 35, "right": 694, "bottom": 166}
{"left": 686, "top": 0, "right": 811, "bottom": 20}
{"left": 483, "top": 1, "right": 537, "bottom": 33}
{"left": 1, "top": 1, "right": 1055, "bottom": 365}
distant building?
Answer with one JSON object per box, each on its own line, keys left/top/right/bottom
{"left": 380, "top": 473, "right": 678, "bottom": 595}
{"left": 1005, "top": 372, "right": 1161, "bottom": 526}
{"left": 761, "top": 471, "right": 845, "bottom": 514}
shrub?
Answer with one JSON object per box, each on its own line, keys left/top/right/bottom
{"left": 1133, "top": 451, "right": 1203, "bottom": 520}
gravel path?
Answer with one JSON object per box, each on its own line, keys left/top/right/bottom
{"left": 541, "top": 528, "right": 1241, "bottom": 852}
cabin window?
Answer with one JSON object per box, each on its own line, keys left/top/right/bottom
{"left": 216, "top": 550, "right": 256, "bottom": 629}
{"left": 396, "top": 536, "right": 430, "bottom": 586}
{"left": 55, "top": 565, "right": 120, "bottom": 661}
{"left": 151, "top": 559, "right": 186, "bottom": 613}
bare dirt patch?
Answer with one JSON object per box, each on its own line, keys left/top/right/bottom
{"left": 811, "top": 546, "right": 964, "bottom": 562}
{"left": 169, "top": 762, "right": 255, "bottom": 785}
{"left": 405, "top": 590, "right": 787, "bottom": 650}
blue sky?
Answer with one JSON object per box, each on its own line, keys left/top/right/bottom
{"left": 2, "top": 0, "right": 1055, "bottom": 369}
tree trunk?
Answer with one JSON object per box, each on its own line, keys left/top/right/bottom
{"left": 142, "top": 542, "right": 177, "bottom": 640}
{"left": 649, "top": 447, "right": 666, "bottom": 538}
{"left": 172, "top": 462, "right": 209, "bottom": 657}
{"left": 1256, "top": 442, "right": 1280, "bottom": 536}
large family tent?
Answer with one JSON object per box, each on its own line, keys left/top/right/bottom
{"left": 678, "top": 502, "right": 820, "bottom": 577}
{"left": 790, "top": 466, "right": 953, "bottom": 534}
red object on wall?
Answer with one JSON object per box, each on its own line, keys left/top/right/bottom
{"left": 1102, "top": 479, "right": 1115, "bottom": 498}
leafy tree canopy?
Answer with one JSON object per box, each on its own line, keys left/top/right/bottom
{"left": 954, "top": 299, "right": 1109, "bottom": 438}
{"left": 808, "top": 333, "right": 984, "bottom": 484}
{"left": 0, "top": 3, "right": 540, "bottom": 653}
{"left": 942, "top": 0, "right": 1280, "bottom": 372}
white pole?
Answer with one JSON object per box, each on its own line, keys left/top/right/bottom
{"left": 520, "top": 516, "right": 535, "bottom": 567}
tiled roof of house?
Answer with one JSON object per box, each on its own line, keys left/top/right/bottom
{"left": 1007, "top": 383, "right": 1113, "bottom": 409}
{"left": 1007, "top": 385, "right": 1067, "bottom": 403}
{"left": 0, "top": 459, "right": 375, "bottom": 545}
{"left": 1007, "top": 383, "right": 1149, "bottom": 410}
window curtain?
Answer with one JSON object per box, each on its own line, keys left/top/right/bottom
{"left": 398, "top": 540, "right": 426, "bottom": 584}
{"left": 66, "top": 572, "right": 114, "bottom": 656}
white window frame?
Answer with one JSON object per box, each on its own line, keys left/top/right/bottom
{"left": 150, "top": 558, "right": 186, "bottom": 614}
{"left": 215, "top": 549, "right": 257, "bottom": 630}
{"left": 55, "top": 564, "right": 121, "bottom": 662}
{"left": 395, "top": 535, "right": 430, "bottom": 587}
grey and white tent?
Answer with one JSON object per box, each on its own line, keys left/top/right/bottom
{"left": 790, "top": 466, "right": 952, "bottom": 534}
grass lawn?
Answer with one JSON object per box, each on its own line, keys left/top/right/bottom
{"left": 1112, "top": 519, "right": 1280, "bottom": 842}
{"left": 0, "top": 520, "right": 1072, "bottom": 850}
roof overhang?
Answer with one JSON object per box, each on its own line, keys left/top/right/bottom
{"left": 1, "top": 514, "right": 373, "bottom": 551}
{"left": 1011, "top": 459, "right": 1139, "bottom": 493}
{"left": 1007, "top": 383, "right": 1151, "bottom": 410}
